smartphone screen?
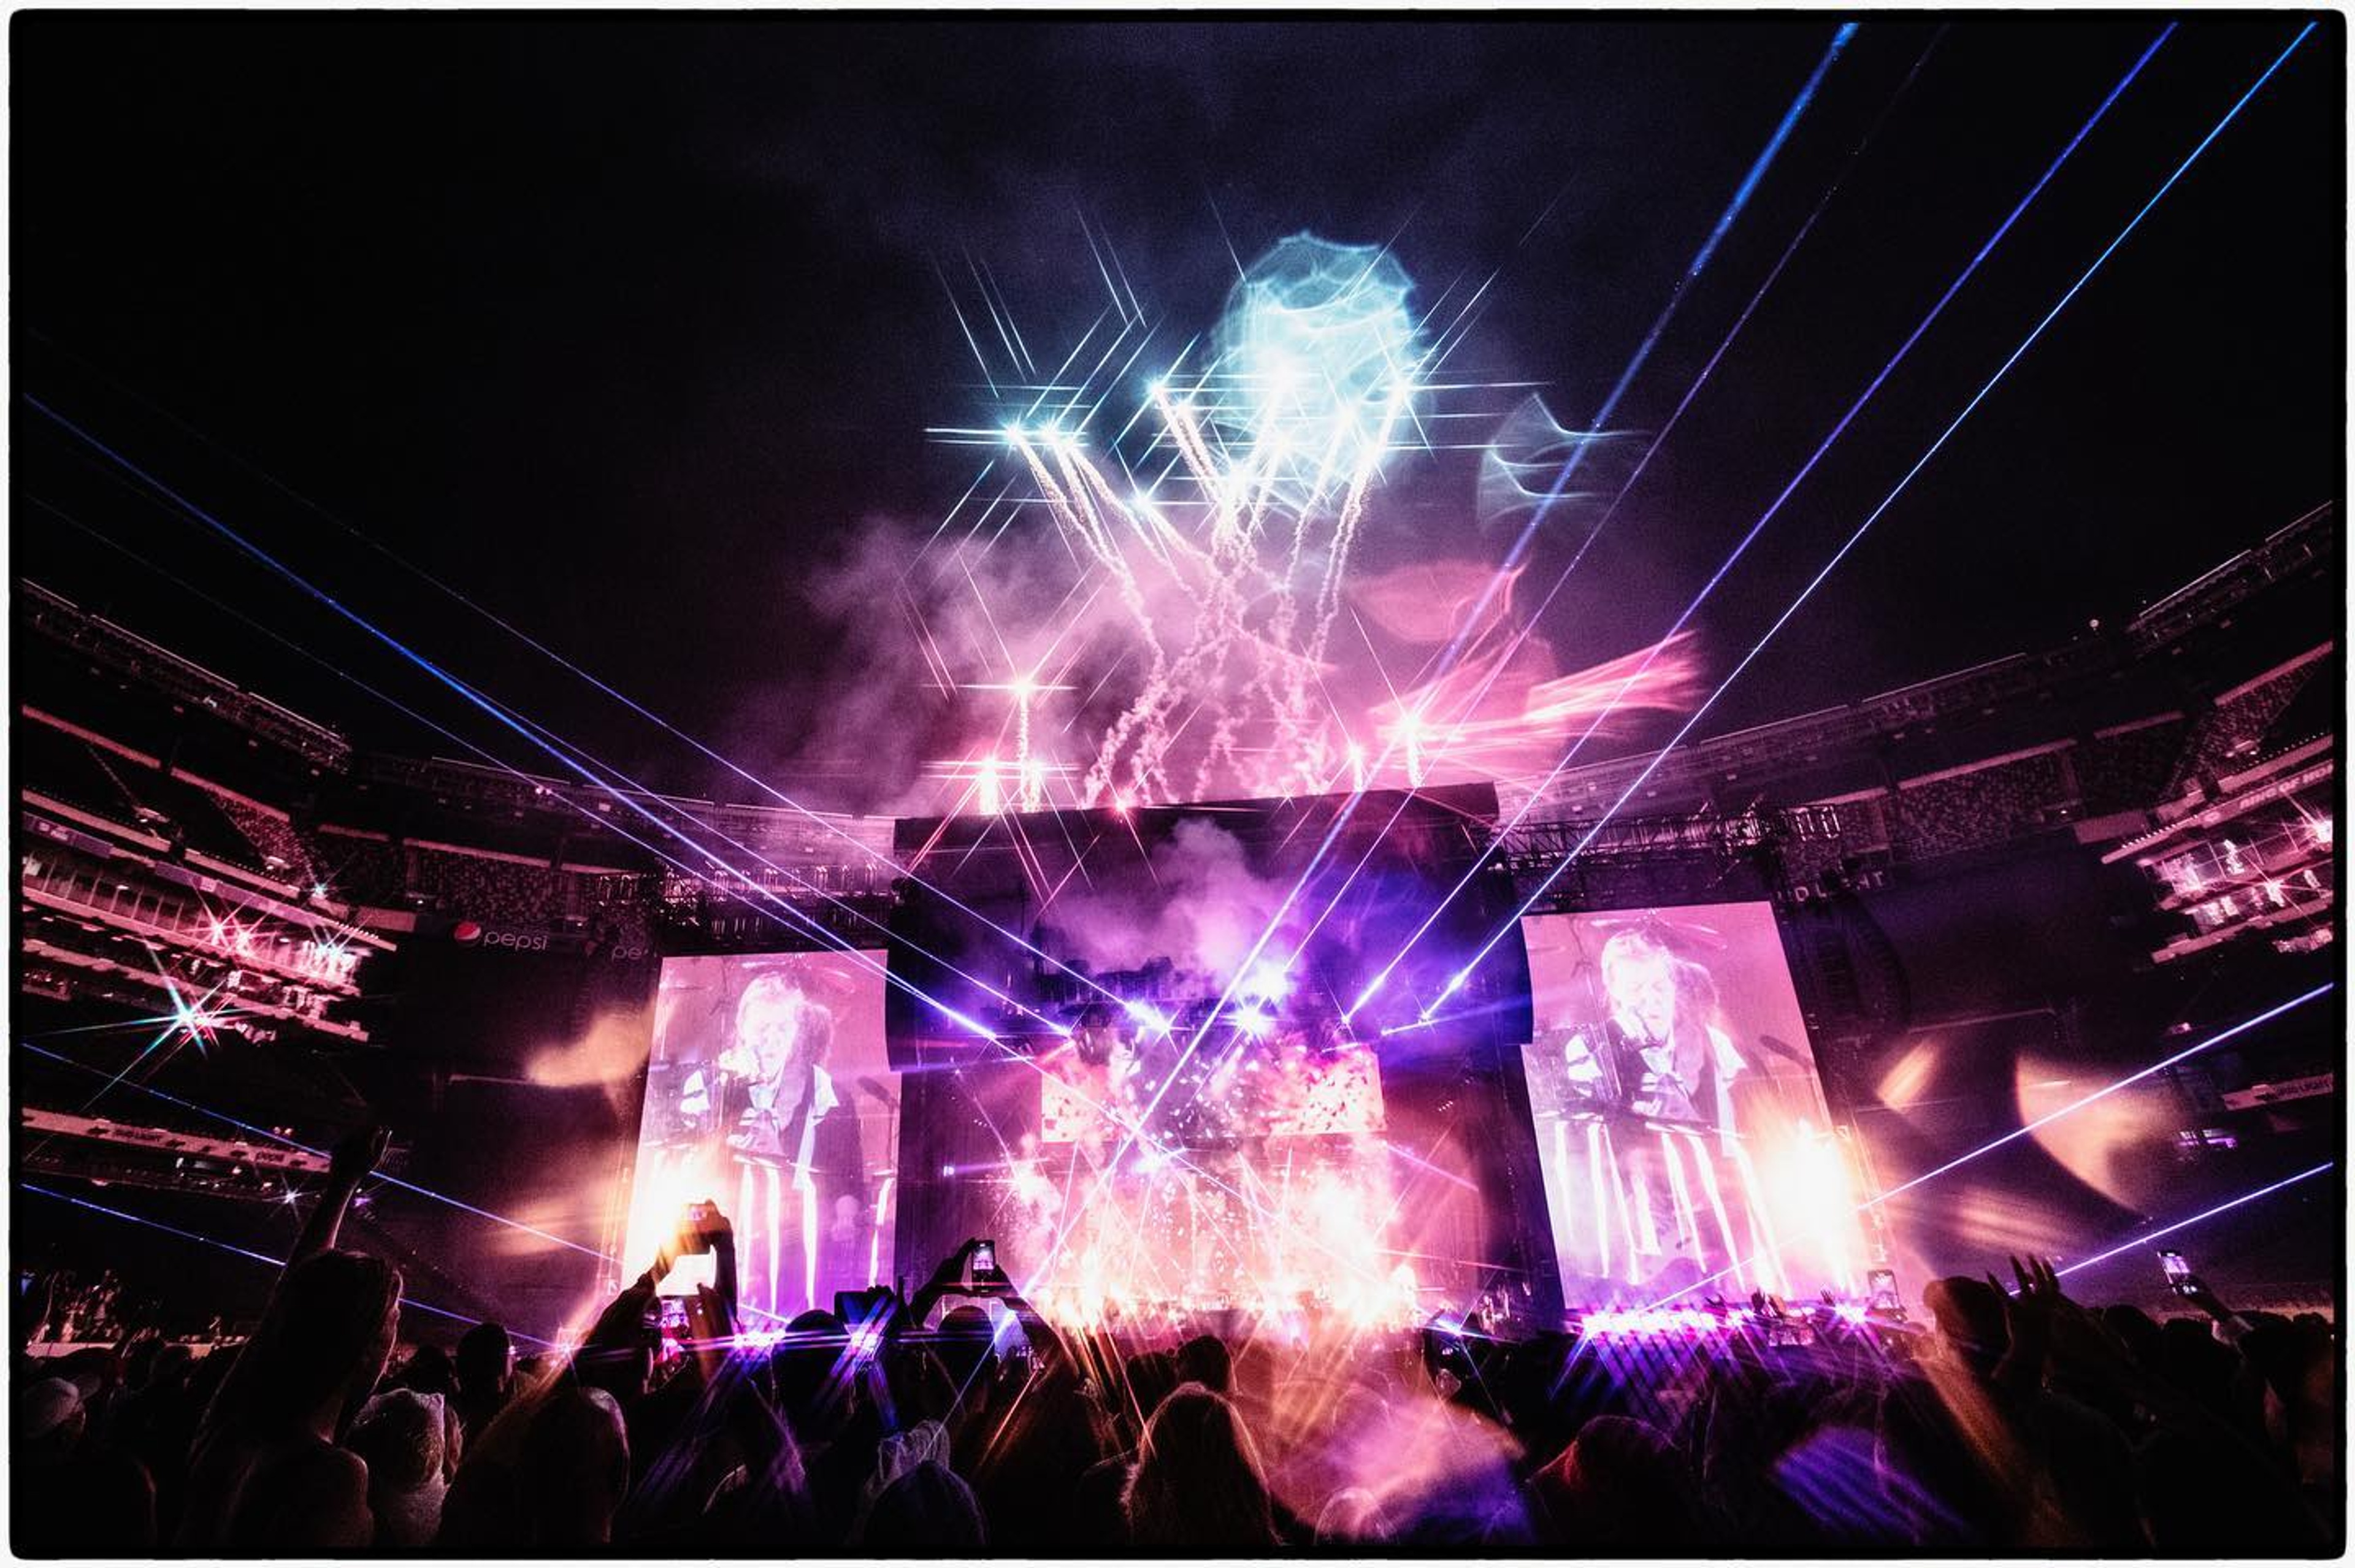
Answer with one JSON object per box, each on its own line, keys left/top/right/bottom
{"left": 2158, "top": 1250, "right": 2191, "bottom": 1285}
{"left": 659, "top": 1252, "right": 717, "bottom": 1298}
{"left": 656, "top": 1296, "right": 690, "bottom": 1360}
{"left": 972, "top": 1242, "right": 996, "bottom": 1277}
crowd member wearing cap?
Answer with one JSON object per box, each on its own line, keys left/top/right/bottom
{"left": 15, "top": 1373, "right": 158, "bottom": 1554}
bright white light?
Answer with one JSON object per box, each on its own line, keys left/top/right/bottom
{"left": 171, "top": 993, "right": 228, "bottom": 1047}
{"left": 1124, "top": 1000, "right": 1170, "bottom": 1035}
{"left": 1243, "top": 958, "right": 1290, "bottom": 1002}
{"left": 1233, "top": 1004, "right": 1275, "bottom": 1039}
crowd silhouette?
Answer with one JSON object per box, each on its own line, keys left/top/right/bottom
{"left": 12, "top": 1129, "right": 2340, "bottom": 1555}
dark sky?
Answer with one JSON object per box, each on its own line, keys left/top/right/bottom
{"left": 13, "top": 14, "right": 2343, "bottom": 810}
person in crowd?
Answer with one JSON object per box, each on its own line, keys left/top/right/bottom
{"left": 14, "top": 1372, "right": 158, "bottom": 1555}
{"left": 20, "top": 1167, "right": 2346, "bottom": 1564}
{"left": 452, "top": 1320, "right": 515, "bottom": 1442}
{"left": 175, "top": 1126, "right": 399, "bottom": 1553}
{"left": 856, "top": 1458, "right": 986, "bottom": 1550}
{"left": 388, "top": 1343, "right": 456, "bottom": 1401}
{"left": 1123, "top": 1383, "right": 1283, "bottom": 1550}
{"left": 1528, "top": 1413, "right": 1693, "bottom": 1549}
{"left": 1174, "top": 1331, "right": 1233, "bottom": 1396}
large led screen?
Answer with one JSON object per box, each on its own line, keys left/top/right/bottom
{"left": 622, "top": 952, "right": 898, "bottom": 1321}
{"left": 1518, "top": 903, "right": 1869, "bottom": 1302}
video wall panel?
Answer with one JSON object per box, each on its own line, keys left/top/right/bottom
{"left": 1518, "top": 903, "right": 1868, "bottom": 1301}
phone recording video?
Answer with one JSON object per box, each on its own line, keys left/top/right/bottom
{"left": 656, "top": 1295, "right": 691, "bottom": 1360}
{"left": 2158, "top": 1249, "right": 2195, "bottom": 1294}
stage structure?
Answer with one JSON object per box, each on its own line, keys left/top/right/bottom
{"left": 885, "top": 784, "right": 1552, "bottom": 1329}
{"left": 616, "top": 789, "right": 1886, "bottom": 1330}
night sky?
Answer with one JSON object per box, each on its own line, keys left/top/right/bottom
{"left": 13, "top": 15, "right": 2343, "bottom": 811}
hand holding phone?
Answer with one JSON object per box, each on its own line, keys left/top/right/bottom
{"left": 654, "top": 1296, "right": 690, "bottom": 1362}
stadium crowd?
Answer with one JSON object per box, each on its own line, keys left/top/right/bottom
{"left": 12, "top": 1130, "right": 2338, "bottom": 1555}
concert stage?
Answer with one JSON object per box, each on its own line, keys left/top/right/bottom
{"left": 620, "top": 785, "right": 1883, "bottom": 1331}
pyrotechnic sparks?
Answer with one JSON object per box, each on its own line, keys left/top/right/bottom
{"left": 910, "top": 231, "right": 1707, "bottom": 814}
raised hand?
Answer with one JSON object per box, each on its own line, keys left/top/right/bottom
{"left": 329, "top": 1124, "right": 391, "bottom": 1186}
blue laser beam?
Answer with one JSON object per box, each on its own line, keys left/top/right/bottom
{"left": 2055, "top": 1161, "right": 2335, "bottom": 1280}
{"left": 1867, "top": 983, "right": 2332, "bottom": 1210}
{"left": 1417, "top": 28, "right": 1950, "bottom": 775}
{"left": 20, "top": 503, "right": 1385, "bottom": 1291}
{"left": 20, "top": 1181, "right": 561, "bottom": 1346}
{"left": 1419, "top": 21, "right": 1859, "bottom": 704}
{"left": 29, "top": 384, "right": 1196, "bottom": 1038}
{"left": 21, "top": 1039, "right": 616, "bottom": 1263}
{"left": 30, "top": 507, "right": 1361, "bottom": 1292}
{"left": 1411, "top": 17, "right": 2302, "bottom": 1009}
{"left": 1354, "top": 23, "right": 2170, "bottom": 1023}
{"left": 19, "top": 416, "right": 1070, "bottom": 1046}
{"left": 1639, "top": 982, "right": 2332, "bottom": 1309}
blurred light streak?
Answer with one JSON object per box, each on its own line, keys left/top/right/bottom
{"left": 2015, "top": 1050, "right": 2172, "bottom": 1207}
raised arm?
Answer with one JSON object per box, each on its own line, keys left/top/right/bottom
{"left": 292, "top": 1125, "right": 389, "bottom": 1268}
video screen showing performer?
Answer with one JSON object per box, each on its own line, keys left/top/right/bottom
{"left": 1519, "top": 904, "right": 1869, "bottom": 1303}
{"left": 622, "top": 951, "right": 897, "bottom": 1323}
